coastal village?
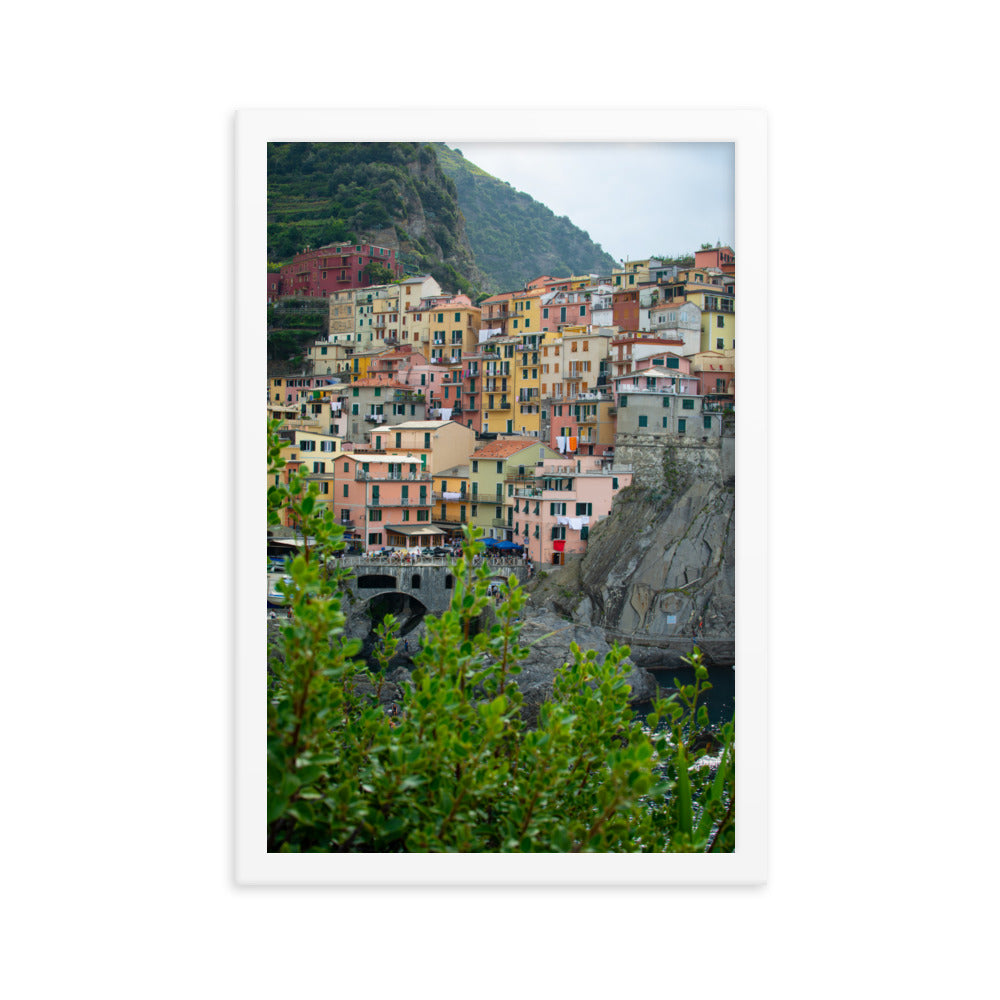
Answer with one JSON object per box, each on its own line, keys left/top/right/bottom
{"left": 267, "top": 240, "right": 735, "bottom": 567}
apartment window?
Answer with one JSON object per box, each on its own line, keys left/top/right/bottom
{"left": 472, "top": 461, "right": 478, "bottom": 473}
{"left": 312, "top": 461, "right": 326, "bottom": 473}
{"left": 704, "top": 416, "right": 713, "bottom": 430}
{"left": 343, "top": 462, "right": 350, "bottom": 472}
{"left": 575, "top": 503, "right": 592, "bottom": 516}
{"left": 717, "top": 338, "right": 725, "bottom": 349}
{"left": 619, "top": 395, "right": 628, "bottom": 407}
{"left": 369, "top": 510, "right": 382, "bottom": 522}
{"left": 424, "top": 433, "right": 431, "bottom": 449}
{"left": 352, "top": 404, "right": 359, "bottom": 415}
{"left": 667, "top": 357, "right": 679, "bottom": 369}
{"left": 368, "top": 532, "right": 382, "bottom": 545}
{"left": 550, "top": 502, "right": 567, "bottom": 516}
{"left": 663, "top": 416, "right": 669, "bottom": 428}
{"left": 678, "top": 418, "right": 686, "bottom": 434}
{"left": 717, "top": 314, "right": 725, "bottom": 328}
{"left": 496, "top": 462, "right": 503, "bottom": 474}
{"left": 638, "top": 415, "right": 648, "bottom": 428}
{"left": 662, "top": 396, "right": 671, "bottom": 408}
{"left": 580, "top": 306, "right": 586, "bottom": 316}
{"left": 551, "top": 526, "right": 566, "bottom": 540}
{"left": 682, "top": 399, "right": 695, "bottom": 410}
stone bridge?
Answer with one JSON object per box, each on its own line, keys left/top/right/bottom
{"left": 335, "top": 556, "right": 529, "bottom": 616}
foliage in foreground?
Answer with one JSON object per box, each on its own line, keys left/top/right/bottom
{"left": 266, "top": 421, "right": 734, "bottom": 852}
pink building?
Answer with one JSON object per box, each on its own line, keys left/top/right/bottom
{"left": 538, "top": 291, "right": 592, "bottom": 333}
{"left": 332, "top": 452, "right": 435, "bottom": 551}
{"left": 510, "top": 456, "right": 633, "bottom": 565}
{"left": 545, "top": 395, "right": 617, "bottom": 458}
{"left": 609, "top": 335, "right": 690, "bottom": 379}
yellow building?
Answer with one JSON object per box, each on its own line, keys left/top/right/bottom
{"left": 328, "top": 289, "right": 357, "bottom": 345}
{"left": 511, "top": 328, "right": 552, "bottom": 437}
{"left": 480, "top": 337, "right": 517, "bottom": 435}
{"left": 433, "top": 464, "right": 472, "bottom": 534}
{"left": 268, "top": 427, "right": 344, "bottom": 525}
{"left": 612, "top": 258, "right": 654, "bottom": 288}
{"left": 659, "top": 269, "right": 735, "bottom": 351}
{"left": 422, "top": 295, "right": 482, "bottom": 362}
{"left": 509, "top": 288, "right": 543, "bottom": 337}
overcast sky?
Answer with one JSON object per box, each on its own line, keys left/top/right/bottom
{"left": 447, "top": 142, "right": 735, "bottom": 264}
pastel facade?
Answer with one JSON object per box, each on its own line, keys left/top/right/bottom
{"left": 342, "top": 377, "right": 427, "bottom": 445}
{"left": 480, "top": 340, "right": 518, "bottom": 436}
{"left": 613, "top": 367, "right": 718, "bottom": 438}
{"left": 509, "top": 456, "right": 633, "bottom": 565}
{"left": 332, "top": 452, "right": 433, "bottom": 551}
{"left": 468, "top": 438, "right": 560, "bottom": 540}
{"left": 377, "top": 420, "right": 476, "bottom": 476}
{"left": 433, "top": 465, "right": 471, "bottom": 533}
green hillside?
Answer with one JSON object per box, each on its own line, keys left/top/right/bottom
{"left": 267, "top": 142, "right": 484, "bottom": 296}
{"left": 433, "top": 144, "right": 619, "bottom": 293}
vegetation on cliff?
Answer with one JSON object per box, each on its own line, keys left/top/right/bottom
{"left": 266, "top": 422, "right": 734, "bottom": 853}
{"left": 434, "top": 144, "right": 620, "bottom": 293}
{"left": 267, "top": 142, "right": 483, "bottom": 296}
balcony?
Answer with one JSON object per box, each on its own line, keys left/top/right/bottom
{"left": 356, "top": 470, "right": 433, "bottom": 482}
{"left": 364, "top": 414, "right": 387, "bottom": 424}
{"left": 393, "top": 391, "right": 425, "bottom": 403}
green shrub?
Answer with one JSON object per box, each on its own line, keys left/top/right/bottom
{"left": 266, "top": 421, "right": 734, "bottom": 852}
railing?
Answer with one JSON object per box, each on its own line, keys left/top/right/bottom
{"left": 368, "top": 497, "right": 430, "bottom": 508}
{"left": 356, "top": 471, "right": 433, "bottom": 481}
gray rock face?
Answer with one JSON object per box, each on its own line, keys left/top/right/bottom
{"left": 508, "top": 609, "right": 658, "bottom": 725}
{"left": 529, "top": 479, "right": 735, "bottom": 646}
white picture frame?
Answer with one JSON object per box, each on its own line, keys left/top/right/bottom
{"left": 235, "top": 108, "right": 767, "bottom": 884}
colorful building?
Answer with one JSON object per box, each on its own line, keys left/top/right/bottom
{"left": 341, "top": 377, "right": 427, "bottom": 445}
{"left": 433, "top": 464, "right": 472, "bottom": 536}
{"left": 273, "top": 242, "right": 403, "bottom": 300}
{"left": 377, "top": 420, "right": 476, "bottom": 476}
{"left": 332, "top": 452, "right": 434, "bottom": 551}
{"left": 468, "top": 438, "right": 560, "bottom": 541}
{"left": 509, "top": 455, "right": 633, "bottom": 565}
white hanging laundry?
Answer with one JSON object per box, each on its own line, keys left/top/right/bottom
{"left": 556, "top": 436, "right": 567, "bottom": 453}
{"left": 442, "top": 491, "right": 462, "bottom": 500}
{"left": 556, "top": 515, "right": 569, "bottom": 526}
{"left": 567, "top": 517, "right": 585, "bottom": 530}
{"left": 439, "top": 408, "right": 453, "bottom": 421}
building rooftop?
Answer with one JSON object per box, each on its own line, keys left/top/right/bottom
{"left": 389, "top": 421, "right": 459, "bottom": 430}
{"left": 349, "top": 377, "right": 409, "bottom": 389}
{"left": 471, "top": 438, "right": 544, "bottom": 460}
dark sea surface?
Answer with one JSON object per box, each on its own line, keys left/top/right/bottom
{"left": 634, "top": 665, "right": 735, "bottom": 729}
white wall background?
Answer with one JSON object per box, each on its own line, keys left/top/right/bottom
{"left": 4, "top": 3, "right": 996, "bottom": 997}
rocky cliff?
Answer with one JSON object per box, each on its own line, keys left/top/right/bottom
{"left": 528, "top": 474, "right": 735, "bottom": 667}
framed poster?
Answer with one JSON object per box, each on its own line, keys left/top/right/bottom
{"left": 235, "top": 108, "right": 766, "bottom": 883}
